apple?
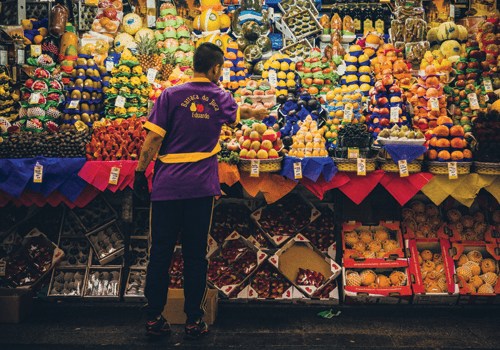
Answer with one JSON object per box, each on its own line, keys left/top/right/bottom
{"left": 467, "top": 61, "right": 480, "bottom": 70}
{"left": 305, "top": 58, "right": 312, "bottom": 63}
{"left": 304, "top": 78, "right": 313, "bottom": 85}
{"left": 313, "top": 78, "right": 324, "bottom": 85}
{"left": 389, "top": 84, "right": 400, "bottom": 94}
{"left": 375, "top": 84, "right": 386, "bottom": 93}
{"left": 322, "top": 68, "right": 332, "bottom": 74}
{"left": 374, "top": 128, "right": 381, "bottom": 133}
{"left": 320, "top": 86, "right": 329, "bottom": 92}
{"left": 311, "top": 67, "right": 322, "bottom": 73}
{"left": 324, "top": 79, "right": 332, "bottom": 85}
{"left": 310, "top": 57, "right": 320, "bottom": 63}
{"left": 377, "top": 97, "right": 388, "bottom": 106}
{"left": 379, "top": 108, "right": 389, "bottom": 115}
{"left": 321, "top": 57, "right": 328, "bottom": 63}
{"left": 456, "top": 62, "right": 467, "bottom": 71}
{"left": 456, "top": 80, "right": 466, "bottom": 88}
{"left": 297, "top": 66, "right": 305, "bottom": 72}
{"left": 296, "top": 61, "right": 304, "bottom": 68}
{"left": 303, "top": 68, "right": 312, "bottom": 74}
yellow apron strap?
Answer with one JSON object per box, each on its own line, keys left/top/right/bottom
{"left": 157, "top": 143, "right": 221, "bottom": 163}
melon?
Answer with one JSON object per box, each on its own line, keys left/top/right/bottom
{"left": 200, "top": 9, "right": 220, "bottom": 32}
{"left": 437, "top": 22, "right": 459, "bottom": 41}
{"left": 242, "top": 21, "right": 261, "bottom": 41}
{"left": 123, "top": 13, "right": 143, "bottom": 35}
{"left": 135, "top": 28, "right": 154, "bottom": 41}
{"left": 205, "top": 33, "right": 223, "bottom": 48}
{"left": 65, "top": 44, "right": 78, "bottom": 57}
{"left": 256, "top": 36, "right": 272, "bottom": 53}
{"left": 114, "top": 33, "right": 136, "bottom": 52}
{"left": 60, "top": 32, "right": 79, "bottom": 58}
{"left": 440, "top": 40, "right": 461, "bottom": 59}
{"left": 457, "top": 25, "right": 468, "bottom": 41}
{"left": 427, "top": 27, "right": 439, "bottom": 42}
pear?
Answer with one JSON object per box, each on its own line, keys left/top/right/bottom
{"left": 407, "top": 131, "right": 416, "bottom": 139}
{"left": 401, "top": 125, "right": 409, "bottom": 132}
{"left": 416, "top": 131, "right": 425, "bottom": 139}
{"left": 379, "top": 129, "right": 390, "bottom": 138}
{"left": 398, "top": 131, "right": 406, "bottom": 138}
{"left": 391, "top": 131, "right": 399, "bottom": 138}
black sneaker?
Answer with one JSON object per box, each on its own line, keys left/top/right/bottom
{"left": 146, "top": 315, "right": 171, "bottom": 336}
{"left": 185, "top": 320, "right": 209, "bottom": 340}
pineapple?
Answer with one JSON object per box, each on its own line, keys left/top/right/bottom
{"left": 135, "top": 36, "right": 162, "bottom": 72}
{"left": 160, "top": 52, "right": 175, "bottom": 80}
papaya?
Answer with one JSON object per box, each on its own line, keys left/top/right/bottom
{"left": 60, "top": 32, "right": 79, "bottom": 58}
{"left": 65, "top": 44, "right": 78, "bottom": 57}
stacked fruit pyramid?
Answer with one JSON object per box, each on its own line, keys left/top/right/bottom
{"left": 425, "top": 120, "right": 472, "bottom": 162}
{"left": 0, "top": 67, "right": 20, "bottom": 128}
{"left": 220, "top": 44, "right": 250, "bottom": 93}
{"left": 341, "top": 45, "right": 373, "bottom": 97}
{"left": 103, "top": 50, "right": 152, "bottom": 120}
{"left": 61, "top": 55, "right": 107, "bottom": 129}
{"left": 19, "top": 55, "right": 65, "bottom": 132}
{"left": 298, "top": 48, "right": 337, "bottom": 95}
{"left": 154, "top": 3, "right": 195, "bottom": 68}
{"left": 287, "top": 115, "right": 328, "bottom": 158}
{"left": 261, "top": 53, "right": 297, "bottom": 97}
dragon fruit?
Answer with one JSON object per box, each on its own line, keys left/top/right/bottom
{"left": 49, "top": 80, "right": 63, "bottom": 90}
{"left": 25, "top": 78, "right": 35, "bottom": 89}
{"left": 47, "top": 92, "right": 62, "bottom": 102}
{"left": 45, "top": 121, "right": 60, "bottom": 132}
{"left": 26, "top": 118, "right": 43, "bottom": 131}
{"left": 32, "top": 80, "right": 48, "bottom": 91}
{"left": 37, "top": 54, "right": 55, "bottom": 67}
{"left": 28, "top": 107, "right": 46, "bottom": 118}
{"left": 46, "top": 107, "right": 62, "bottom": 119}
{"left": 33, "top": 68, "right": 50, "bottom": 79}
{"left": 19, "top": 107, "right": 28, "bottom": 118}
{"left": 0, "top": 118, "right": 11, "bottom": 133}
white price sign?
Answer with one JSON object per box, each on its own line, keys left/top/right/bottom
{"left": 450, "top": 4, "right": 455, "bottom": 18}
{"left": 344, "top": 106, "right": 353, "bottom": 122}
{"left": 293, "top": 162, "right": 302, "bottom": 179}
{"left": 398, "top": 160, "right": 409, "bottom": 177}
{"left": 430, "top": 98, "right": 439, "bottom": 111}
{"left": 268, "top": 70, "right": 278, "bottom": 87}
{"left": 484, "top": 79, "right": 493, "bottom": 93}
{"left": 29, "top": 93, "right": 41, "bottom": 104}
{"left": 106, "top": 60, "right": 114, "bottom": 72}
{"left": 390, "top": 107, "right": 399, "bottom": 123}
{"left": 448, "top": 162, "right": 458, "bottom": 179}
{"left": 468, "top": 93, "right": 480, "bottom": 110}
{"left": 147, "top": 15, "right": 156, "bottom": 27}
{"left": 69, "top": 100, "right": 79, "bottom": 109}
{"left": 222, "top": 68, "right": 231, "bottom": 83}
{"left": 357, "top": 158, "right": 366, "bottom": 176}
{"left": 17, "top": 49, "right": 24, "bottom": 65}
{"left": 115, "top": 95, "right": 126, "bottom": 108}
{"left": 147, "top": 68, "right": 158, "bottom": 83}
{"left": 109, "top": 167, "right": 120, "bottom": 185}
{"left": 31, "top": 45, "right": 41, "bottom": 57}
{"left": 250, "top": 159, "right": 260, "bottom": 177}
{"left": 33, "top": 164, "right": 43, "bottom": 183}
{"left": 0, "top": 50, "right": 7, "bottom": 66}
{"left": 348, "top": 147, "right": 359, "bottom": 159}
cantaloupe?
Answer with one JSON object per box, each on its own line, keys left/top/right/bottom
{"left": 437, "top": 22, "right": 459, "bottom": 41}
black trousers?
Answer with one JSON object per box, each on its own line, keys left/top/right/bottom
{"left": 142, "top": 196, "right": 214, "bottom": 321}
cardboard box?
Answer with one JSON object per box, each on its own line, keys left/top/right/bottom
{"left": 300, "top": 203, "right": 335, "bottom": 255}
{"left": 245, "top": 283, "right": 295, "bottom": 304}
{"left": 342, "top": 260, "right": 412, "bottom": 304}
{"left": 84, "top": 267, "right": 122, "bottom": 301}
{"left": 292, "top": 281, "right": 340, "bottom": 305}
{"left": 342, "top": 221, "right": 405, "bottom": 263}
{"left": 124, "top": 267, "right": 147, "bottom": 303}
{"left": 0, "top": 288, "right": 34, "bottom": 323}
{"left": 86, "top": 221, "right": 125, "bottom": 266}
{"left": 211, "top": 198, "right": 256, "bottom": 245}
{"left": 162, "top": 288, "right": 218, "bottom": 325}
{"left": 48, "top": 268, "right": 87, "bottom": 298}
{"left": 72, "top": 194, "right": 118, "bottom": 234}
{"left": 399, "top": 201, "right": 446, "bottom": 240}
{"left": 268, "top": 234, "right": 342, "bottom": 298}
{"left": 449, "top": 241, "right": 500, "bottom": 304}
{"left": 406, "top": 239, "right": 459, "bottom": 305}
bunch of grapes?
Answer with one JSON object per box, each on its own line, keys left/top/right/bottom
{"left": 217, "top": 143, "right": 240, "bottom": 165}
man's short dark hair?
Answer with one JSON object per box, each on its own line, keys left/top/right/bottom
{"left": 193, "top": 43, "right": 224, "bottom": 74}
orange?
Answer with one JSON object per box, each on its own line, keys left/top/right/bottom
{"left": 463, "top": 149, "right": 473, "bottom": 159}
{"left": 308, "top": 87, "right": 319, "bottom": 95}
{"left": 227, "top": 42, "right": 238, "bottom": 50}
{"left": 451, "top": 151, "right": 464, "bottom": 161}
{"left": 438, "top": 150, "right": 451, "bottom": 160}
{"left": 436, "top": 138, "right": 450, "bottom": 148}
{"left": 426, "top": 149, "right": 438, "bottom": 160}
{"left": 225, "top": 52, "right": 237, "bottom": 60}
{"left": 430, "top": 137, "right": 438, "bottom": 148}
{"left": 223, "top": 61, "right": 234, "bottom": 68}
{"left": 450, "top": 137, "right": 465, "bottom": 149}
{"left": 434, "top": 125, "right": 450, "bottom": 137}
{"left": 326, "top": 91, "right": 335, "bottom": 101}
{"left": 33, "top": 35, "right": 43, "bottom": 44}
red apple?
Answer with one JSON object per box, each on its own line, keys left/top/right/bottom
{"left": 303, "top": 68, "right": 312, "bottom": 74}
{"left": 377, "top": 97, "right": 389, "bottom": 106}
{"left": 313, "top": 78, "right": 324, "bottom": 85}
{"left": 379, "top": 108, "right": 389, "bottom": 115}
{"left": 389, "top": 84, "right": 400, "bottom": 94}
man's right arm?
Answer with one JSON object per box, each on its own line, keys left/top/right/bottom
{"left": 136, "top": 130, "right": 163, "bottom": 172}
{"left": 239, "top": 105, "right": 267, "bottom": 121}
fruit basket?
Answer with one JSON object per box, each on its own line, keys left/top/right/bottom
{"left": 473, "top": 162, "right": 500, "bottom": 175}
{"left": 238, "top": 157, "right": 283, "bottom": 173}
{"left": 425, "top": 161, "right": 472, "bottom": 175}
{"left": 279, "top": 9, "right": 322, "bottom": 42}
{"left": 279, "top": 39, "right": 313, "bottom": 61}
{"left": 333, "top": 157, "right": 377, "bottom": 172}
{"left": 377, "top": 157, "right": 423, "bottom": 173}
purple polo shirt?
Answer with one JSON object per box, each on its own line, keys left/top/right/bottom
{"left": 144, "top": 78, "right": 238, "bottom": 201}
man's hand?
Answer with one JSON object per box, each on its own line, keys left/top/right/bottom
{"left": 133, "top": 171, "right": 150, "bottom": 202}
{"left": 252, "top": 107, "right": 268, "bottom": 121}
{"left": 240, "top": 105, "right": 268, "bottom": 121}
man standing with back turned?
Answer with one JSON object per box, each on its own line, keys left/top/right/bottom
{"left": 133, "top": 43, "right": 266, "bottom": 340}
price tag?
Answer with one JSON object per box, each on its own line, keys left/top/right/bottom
{"left": 250, "top": 159, "right": 260, "bottom": 177}
{"left": 430, "top": 97, "right": 439, "bottom": 111}
{"left": 484, "top": 79, "right": 493, "bottom": 93}
{"left": 0, "top": 50, "right": 7, "bottom": 66}
{"left": 398, "top": 160, "right": 409, "bottom": 177}
{"left": 357, "top": 158, "right": 366, "bottom": 176}
{"left": 344, "top": 106, "right": 353, "bottom": 122}
{"left": 29, "top": 93, "right": 40, "bottom": 104}
{"left": 74, "top": 121, "right": 87, "bottom": 132}
{"left": 0, "top": 261, "right": 5, "bottom": 276}
{"left": 448, "top": 162, "right": 458, "bottom": 179}
{"left": 269, "top": 70, "right": 278, "bottom": 87}
{"left": 293, "top": 162, "right": 302, "bottom": 179}
{"left": 468, "top": 93, "right": 480, "bottom": 110}
{"left": 222, "top": 68, "right": 231, "bottom": 83}
{"left": 146, "top": 0, "right": 155, "bottom": 7}
{"left": 69, "top": 100, "right": 79, "bottom": 109}
{"left": 147, "top": 68, "right": 158, "bottom": 83}
{"left": 115, "top": 95, "right": 126, "bottom": 108}
{"left": 348, "top": 147, "right": 359, "bottom": 159}
{"left": 109, "top": 167, "right": 120, "bottom": 185}
{"left": 31, "top": 45, "right": 42, "bottom": 57}
{"left": 17, "top": 49, "right": 24, "bottom": 65}
{"left": 485, "top": 94, "right": 490, "bottom": 102}
{"left": 450, "top": 4, "right": 455, "bottom": 18}
{"left": 390, "top": 107, "right": 399, "bottom": 123}
{"left": 106, "top": 60, "right": 114, "bottom": 72}
{"left": 33, "top": 164, "right": 43, "bottom": 183}
{"left": 418, "top": 70, "right": 425, "bottom": 76}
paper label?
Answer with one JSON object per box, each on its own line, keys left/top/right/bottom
{"left": 348, "top": 147, "right": 359, "bottom": 159}
{"left": 269, "top": 70, "right": 278, "bottom": 87}
{"left": 344, "top": 106, "right": 353, "bottom": 122}
{"left": 147, "top": 68, "right": 158, "bottom": 83}
{"left": 69, "top": 100, "right": 79, "bottom": 109}
{"left": 430, "top": 97, "right": 439, "bottom": 111}
{"left": 29, "top": 93, "right": 40, "bottom": 104}
{"left": 115, "top": 95, "right": 126, "bottom": 108}
{"left": 418, "top": 70, "right": 425, "bottom": 76}
{"left": 109, "top": 167, "right": 120, "bottom": 185}
{"left": 294, "top": 162, "right": 302, "bottom": 179}
{"left": 146, "top": 0, "right": 155, "bottom": 7}
{"left": 398, "top": 160, "right": 409, "bottom": 177}
{"left": 468, "top": 93, "right": 479, "bottom": 110}
{"left": 33, "top": 164, "right": 43, "bottom": 183}
{"left": 17, "top": 49, "right": 24, "bottom": 65}
{"left": 250, "top": 159, "right": 260, "bottom": 177}
{"left": 450, "top": 4, "right": 455, "bottom": 18}
{"left": 148, "top": 15, "right": 156, "bottom": 27}
{"left": 31, "top": 45, "right": 42, "bottom": 57}
{"left": 357, "top": 158, "right": 366, "bottom": 176}
{"left": 390, "top": 107, "right": 399, "bottom": 123}
{"left": 448, "top": 162, "right": 458, "bottom": 179}
{"left": 485, "top": 94, "right": 489, "bottom": 102}
{"left": 75, "top": 121, "right": 87, "bottom": 132}
{"left": 106, "top": 60, "right": 114, "bottom": 72}
{"left": 484, "top": 79, "right": 493, "bottom": 93}
{"left": 0, "top": 50, "right": 7, "bottom": 66}
{"left": 222, "top": 68, "right": 231, "bottom": 83}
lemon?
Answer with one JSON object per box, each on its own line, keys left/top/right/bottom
{"left": 287, "top": 72, "right": 295, "bottom": 80}
{"left": 280, "top": 62, "right": 290, "bottom": 71}
{"left": 289, "top": 62, "right": 296, "bottom": 70}
{"left": 262, "top": 71, "right": 269, "bottom": 78}
{"left": 281, "top": 54, "right": 290, "bottom": 59}
{"left": 200, "top": 9, "right": 220, "bottom": 32}
{"left": 277, "top": 71, "right": 287, "bottom": 80}
{"left": 286, "top": 79, "right": 295, "bottom": 87}
{"left": 277, "top": 80, "right": 287, "bottom": 87}
{"left": 263, "top": 61, "right": 271, "bottom": 70}
{"left": 271, "top": 61, "right": 281, "bottom": 70}
{"left": 279, "top": 89, "right": 287, "bottom": 95}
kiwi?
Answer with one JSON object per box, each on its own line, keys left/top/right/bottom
{"left": 93, "top": 69, "right": 100, "bottom": 77}
{"left": 76, "top": 58, "right": 87, "bottom": 66}
{"left": 82, "top": 91, "right": 91, "bottom": 100}
{"left": 63, "top": 113, "right": 71, "bottom": 121}
{"left": 91, "top": 92, "right": 98, "bottom": 100}
{"left": 71, "top": 69, "right": 77, "bottom": 78}
{"left": 85, "top": 68, "right": 94, "bottom": 76}
{"left": 80, "top": 103, "right": 89, "bottom": 111}
{"left": 71, "top": 90, "right": 81, "bottom": 100}
{"left": 96, "top": 93, "right": 102, "bottom": 100}
{"left": 102, "top": 76, "right": 110, "bottom": 82}
{"left": 75, "top": 78, "right": 84, "bottom": 87}
{"left": 81, "top": 113, "right": 91, "bottom": 123}
{"left": 87, "top": 59, "right": 95, "bottom": 66}
{"left": 84, "top": 79, "right": 93, "bottom": 88}
{"left": 68, "top": 81, "right": 75, "bottom": 88}
{"left": 76, "top": 68, "right": 85, "bottom": 76}
{"left": 90, "top": 104, "right": 96, "bottom": 112}
{"left": 98, "top": 66, "right": 106, "bottom": 75}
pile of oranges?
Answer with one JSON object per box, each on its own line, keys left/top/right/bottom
{"left": 425, "top": 121, "right": 472, "bottom": 162}
{"left": 219, "top": 46, "right": 250, "bottom": 92}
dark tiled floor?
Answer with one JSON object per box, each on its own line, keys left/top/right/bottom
{"left": 1, "top": 301, "right": 500, "bottom": 349}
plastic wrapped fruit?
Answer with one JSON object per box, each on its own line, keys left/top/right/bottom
{"left": 243, "top": 45, "right": 262, "bottom": 64}
{"left": 241, "top": 21, "right": 262, "bottom": 41}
